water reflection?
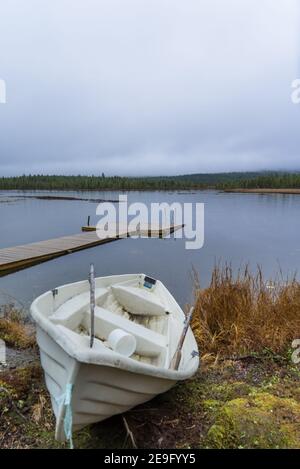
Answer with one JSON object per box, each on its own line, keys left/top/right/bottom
{"left": 0, "top": 190, "right": 300, "bottom": 311}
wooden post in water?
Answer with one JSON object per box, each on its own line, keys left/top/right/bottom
{"left": 87, "top": 215, "right": 90, "bottom": 227}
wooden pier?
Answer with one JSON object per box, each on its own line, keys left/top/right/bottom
{"left": 0, "top": 224, "right": 183, "bottom": 276}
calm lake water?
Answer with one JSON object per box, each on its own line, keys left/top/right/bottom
{"left": 1, "top": 190, "right": 300, "bottom": 312}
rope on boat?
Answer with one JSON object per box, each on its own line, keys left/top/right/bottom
{"left": 55, "top": 383, "right": 74, "bottom": 449}
{"left": 63, "top": 383, "right": 74, "bottom": 449}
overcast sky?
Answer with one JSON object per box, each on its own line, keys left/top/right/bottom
{"left": 0, "top": 0, "right": 299, "bottom": 176}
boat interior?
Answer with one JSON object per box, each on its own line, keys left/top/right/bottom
{"left": 46, "top": 274, "right": 181, "bottom": 368}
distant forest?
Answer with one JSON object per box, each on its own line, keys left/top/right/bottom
{"left": 0, "top": 172, "right": 269, "bottom": 191}
{"left": 0, "top": 172, "right": 299, "bottom": 191}
{"left": 216, "top": 173, "right": 300, "bottom": 189}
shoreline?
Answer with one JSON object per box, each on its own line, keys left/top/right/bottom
{"left": 0, "top": 188, "right": 213, "bottom": 193}
{"left": 2, "top": 188, "right": 300, "bottom": 195}
{"left": 223, "top": 188, "right": 300, "bottom": 195}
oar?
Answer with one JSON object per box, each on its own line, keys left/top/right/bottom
{"left": 89, "top": 263, "right": 95, "bottom": 348}
{"left": 170, "top": 307, "right": 194, "bottom": 370}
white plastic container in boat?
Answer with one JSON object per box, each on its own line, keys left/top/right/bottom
{"left": 107, "top": 329, "right": 136, "bottom": 357}
{"left": 30, "top": 273, "right": 199, "bottom": 442}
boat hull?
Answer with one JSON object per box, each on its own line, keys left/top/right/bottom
{"left": 37, "top": 327, "right": 175, "bottom": 442}
{"left": 32, "top": 273, "right": 199, "bottom": 442}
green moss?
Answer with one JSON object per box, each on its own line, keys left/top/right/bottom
{"left": 169, "top": 377, "right": 253, "bottom": 415}
{"left": 206, "top": 392, "right": 300, "bottom": 449}
{"left": 202, "top": 399, "right": 223, "bottom": 414}
{"left": 162, "top": 377, "right": 206, "bottom": 412}
{"left": 0, "top": 378, "right": 18, "bottom": 406}
{"left": 204, "top": 382, "right": 253, "bottom": 401}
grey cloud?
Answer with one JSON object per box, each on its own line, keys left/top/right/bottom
{"left": 0, "top": 0, "right": 299, "bottom": 175}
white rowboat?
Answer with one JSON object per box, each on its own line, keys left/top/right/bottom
{"left": 30, "top": 273, "right": 199, "bottom": 442}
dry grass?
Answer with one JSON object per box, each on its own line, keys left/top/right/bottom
{"left": 192, "top": 265, "right": 300, "bottom": 357}
{"left": 0, "top": 305, "right": 35, "bottom": 349}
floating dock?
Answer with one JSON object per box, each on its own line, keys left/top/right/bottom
{"left": 0, "top": 224, "right": 183, "bottom": 276}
